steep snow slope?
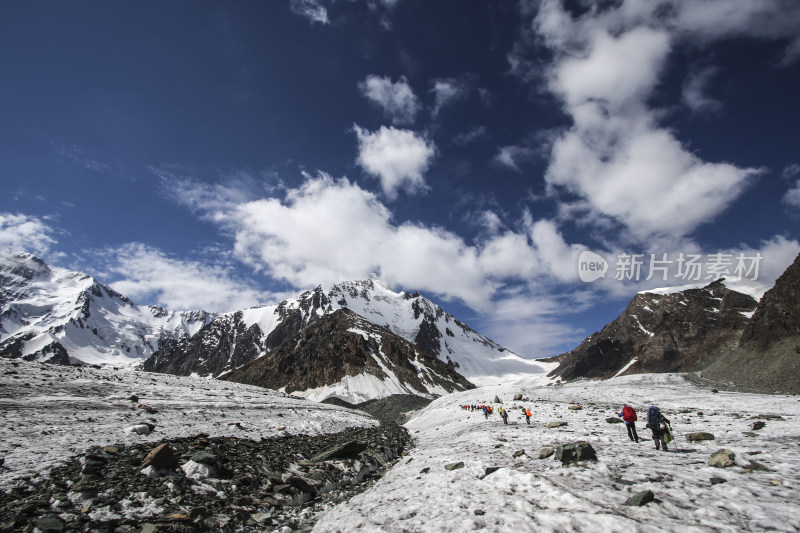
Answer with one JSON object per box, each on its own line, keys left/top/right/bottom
{"left": 0, "top": 251, "right": 211, "bottom": 367}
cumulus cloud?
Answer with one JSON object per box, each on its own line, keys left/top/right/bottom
{"left": 96, "top": 243, "right": 277, "bottom": 313}
{"left": 354, "top": 125, "right": 436, "bottom": 200}
{"left": 0, "top": 212, "right": 58, "bottom": 257}
{"left": 358, "top": 75, "right": 420, "bottom": 125}
{"left": 528, "top": 0, "right": 772, "bottom": 242}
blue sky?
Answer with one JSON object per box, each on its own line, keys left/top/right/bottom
{"left": 2, "top": 0, "right": 799, "bottom": 358}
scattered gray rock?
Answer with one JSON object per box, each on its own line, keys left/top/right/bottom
{"left": 474, "top": 509, "right": 485, "bottom": 516}
{"left": 311, "top": 440, "right": 367, "bottom": 462}
{"left": 494, "top": 395, "right": 502, "bottom": 404}
{"left": 445, "top": 461, "right": 465, "bottom": 471}
{"left": 483, "top": 466, "right": 501, "bottom": 477}
{"left": 512, "top": 449, "right": 525, "bottom": 458}
{"left": 141, "top": 443, "right": 179, "bottom": 470}
{"left": 757, "top": 414, "right": 785, "bottom": 420}
{"left": 624, "top": 490, "right": 654, "bottom": 507}
{"left": 606, "top": 417, "right": 623, "bottom": 424}
{"left": 420, "top": 467, "right": 430, "bottom": 474}
{"left": 555, "top": 442, "right": 597, "bottom": 465}
{"left": 710, "top": 477, "right": 727, "bottom": 485}
{"left": 709, "top": 449, "right": 736, "bottom": 468}
{"left": 538, "top": 447, "right": 555, "bottom": 459}
{"left": 547, "top": 421, "right": 568, "bottom": 428}
{"left": 685, "top": 432, "right": 715, "bottom": 442}
{"left": 568, "top": 405, "right": 582, "bottom": 410}
{"left": 33, "top": 515, "right": 64, "bottom": 531}
{"left": 513, "top": 394, "right": 523, "bottom": 401}
{"left": 750, "top": 421, "right": 766, "bottom": 431}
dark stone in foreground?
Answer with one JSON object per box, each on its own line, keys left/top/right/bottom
{"left": 445, "top": 461, "right": 465, "bottom": 471}
{"left": 685, "top": 432, "right": 715, "bottom": 442}
{"left": 624, "top": 490, "right": 654, "bottom": 506}
{"left": 555, "top": 442, "right": 597, "bottom": 465}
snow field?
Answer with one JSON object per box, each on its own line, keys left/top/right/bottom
{"left": 0, "top": 359, "right": 376, "bottom": 492}
{"left": 313, "top": 373, "right": 800, "bottom": 533}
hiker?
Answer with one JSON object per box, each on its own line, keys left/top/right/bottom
{"left": 524, "top": 408, "right": 531, "bottom": 425}
{"left": 645, "top": 406, "right": 671, "bottom": 451}
{"left": 501, "top": 409, "right": 509, "bottom": 425}
{"left": 618, "top": 405, "right": 639, "bottom": 442}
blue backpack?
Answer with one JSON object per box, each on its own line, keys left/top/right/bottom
{"left": 647, "top": 406, "right": 660, "bottom": 428}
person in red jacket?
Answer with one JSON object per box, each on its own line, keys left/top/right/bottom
{"left": 618, "top": 405, "right": 639, "bottom": 442}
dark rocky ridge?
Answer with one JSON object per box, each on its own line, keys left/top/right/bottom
{"left": 0, "top": 424, "right": 409, "bottom": 532}
{"left": 550, "top": 280, "right": 758, "bottom": 381}
{"left": 322, "top": 394, "right": 435, "bottom": 425}
{"left": 701, "top": 252, "right": 800, "bottom": 394}
{"left": 224, "top": 309, "right": 474, "bottom": 397}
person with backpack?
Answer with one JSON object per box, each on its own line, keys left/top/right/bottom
{"left": 501, "top": 409, "right": 509, "bottom": 425}
{"left": 618, "top": 405, "right": 639, "bottom": 442}
{"left": 524, "top": 408, "right": 532, "bottom": 425}
{"left": 645, "top": 406, "right": 671, "bottom": 451}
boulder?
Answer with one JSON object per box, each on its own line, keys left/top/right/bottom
{"left": 445, "top": 461, "right": 465, "bottom": 471}
{"left": 554, "top": 442, "right": 597, "bottom": 465}
{"left": 483, "top": 466, "right": 501, "bottom": 477}
{"left": 141, "top": 443, "right": 179, "bottom": 470}
{"left": 624, "top": 490, "right": 654, "bottom": 507}
{"left": 606, "top": 417, "right": 624, "bottom": 424}
{"left": 513, "top": 394, "right": 523, "bottom": 401}
{"left": 311, "top": 440, "right": 367, "bottom": 462}
{"left": 709, "top": 449, "right": 736, "bottom": 468}
{"left": 512, "top": 449, "right": 525, "bottom": 458}
{"left": 33, "top": 516, "right": 64, "bottom": 532}
{"left": 538, "top": 447, "right": 555, "bottom": 459}
{"left": 568, "top": 405, "right": 582, "bottom": 410}
{"left": 750, "top": 421, "right": 766, "bottom": 431}
{"left": 709, "top": 477, "right": 727, "bottom": 485}
{"left": 547, "top": 421, "right": 568, "bottom": 428}
{"left": 494, "top": 395, "right": 502, "bottom": 404}
{"left": 685, "top": 432, "right": 715, "bottom": 442}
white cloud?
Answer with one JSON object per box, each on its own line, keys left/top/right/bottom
{"left": 358, "top": 75, "right": 420, "bottom": 125}
{"left": 530, "top": 1, "right": 766, "bottom": 242}
{"left": 452, "top": 126, "right": 487, "bottom": 146}
{"left": 495, "top": 144, "right": 536, "bottom": 172}
{"left": 783, "top": 180, "right": 800, "bottom": 209}
{"left": 354, "top": 125, "right": 436, "bottom": 200}
{"left": 431, "top": 77, "right": 471, "bottom": 117}
{"left": 97, "top": 243, "right": 277, "bottom": 313}
{"left": 682, "top": 66, "right": 722, "bottom": 114}
{"left": 290, "top": 0, "right": 329, "bottom": 24}
{"left": 0, "top": 213, "right": 58, "bottom": 257}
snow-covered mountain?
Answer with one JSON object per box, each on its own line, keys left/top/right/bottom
{"left": 145, "top": 279, "right": 548, "bottom": 391}
{"left": 0, "top": 250, "right": 212, "bottom": 366}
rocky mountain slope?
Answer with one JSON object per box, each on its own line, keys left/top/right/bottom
{"left": 0, "top": 251, "right": 211, "bottom": 366}
{"left": 548, "top": 279, "right": 761, "bottom": 381}
{"left": 224, "top": 308, "right": 475, "bottom": 403}
{"left": 702, "top": 252, "right": 800, "bottom": 394}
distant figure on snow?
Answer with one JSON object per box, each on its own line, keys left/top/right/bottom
{"left": 618, "top": 405, "right": 639, "bottom": 442}
{"left": 524, "top": 408, "right": 532, "bottom": 425}
{"left": 645, "top": 406, "right": 671, "bottom": 451}
{"left": 501, "top": 409, "right": 509, "bottom": 425}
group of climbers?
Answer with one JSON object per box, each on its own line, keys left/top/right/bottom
{"left": 462, "top": 400, "right": 674, "bottom": 452}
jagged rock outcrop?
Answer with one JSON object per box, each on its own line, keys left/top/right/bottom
{"left": 224, "top": 309, "right": 474, "bottom": 401}
{"left": 550, "top": 280, "right": 758, "bottom": 381}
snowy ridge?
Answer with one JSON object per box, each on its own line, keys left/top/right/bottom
{"left": 640, "top": 277, "right": 769, "bottom": 302}
{"left": 0, "top": 251, "right": 213, "bottom": 367}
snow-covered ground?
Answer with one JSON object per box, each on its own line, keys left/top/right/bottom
{"left": 3, "top": 358, "right": 799, "bottom": 532}
{"left": 314, "top": 373, "right": 800, "bottom": 533}
{"left": 0, "top": 358, "right": 376, "bottom": 492}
